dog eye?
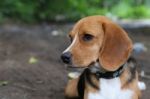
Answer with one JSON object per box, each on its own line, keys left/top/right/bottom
{"left": 82, "top": 34, "right": 94, "bottom": 41}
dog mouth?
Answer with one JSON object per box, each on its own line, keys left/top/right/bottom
{"left": 66, "top": 65, "right": 86, "bottom": 79}
{"left": 66, "top": 62, "right": 96, "bottom": 79}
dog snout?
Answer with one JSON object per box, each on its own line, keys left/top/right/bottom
{"left": 61, "top": 52, "right": 72, "bottom": 64}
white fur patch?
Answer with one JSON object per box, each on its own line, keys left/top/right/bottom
{"left": 88, "top": 78, "right": 133, "bottom": 99}
{"left": 138, "top": 81, "right": 146, "bottom": 90}
{"left": 68, "top": 72, "right": 81, "bottom": 79}
{"left": 63, "top": 34, "right": 77, "bottom": 53}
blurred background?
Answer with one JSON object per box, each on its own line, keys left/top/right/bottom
{"left": 0, "top": 0, "right": 149, "bottom": 99}
{"left": 0, "top": 0, "right": 150, "bottom": 23}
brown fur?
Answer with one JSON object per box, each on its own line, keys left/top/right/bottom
{"left": 65, "top": 78, "right": 79, "bottom": 98}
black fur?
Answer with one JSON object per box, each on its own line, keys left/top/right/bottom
{"left": 77, "top": 68, "right": 99, "bottom": 99}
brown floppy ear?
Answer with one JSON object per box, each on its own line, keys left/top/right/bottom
{"left": 99, "top": 21, "right": 133, "bottom": 71}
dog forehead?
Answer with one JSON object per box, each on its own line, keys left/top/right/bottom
{"left": 70, "top": 16, "right": 108, "bottom": 37}
{"left": 71, "top": 20, "right": 101, "bottom": 35}
{"left": 78, "top": 17, "right": 100, "bottom": 27}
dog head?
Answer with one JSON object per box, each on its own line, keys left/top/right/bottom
{"left": 61, "top": 16, "right": 133, "bottom": 71}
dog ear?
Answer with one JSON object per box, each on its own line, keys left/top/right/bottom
{"left": 99, "top": 21, "right": 133, "bottom": 71}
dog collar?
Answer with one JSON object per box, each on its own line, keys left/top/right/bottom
{"left": 92, "top": 63, "right": 126, "bottom": 79}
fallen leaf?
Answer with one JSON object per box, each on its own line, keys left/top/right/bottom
{"left": 0, "top": 81, "right": 9, "bottom": 86}
{"left": 29, "top": 57, "right": 38, "bottom": 64}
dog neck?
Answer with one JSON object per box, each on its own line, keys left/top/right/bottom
{"left": 89, "top": 62, "right": 127, "bottom": 79}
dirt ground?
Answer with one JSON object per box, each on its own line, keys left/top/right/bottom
{"left": 0, "top": 23, "right": 149, "bottom": 99}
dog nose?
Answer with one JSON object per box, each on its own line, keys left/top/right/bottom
{"left": 61, "top": 52, "right": 72, "bottom": 64}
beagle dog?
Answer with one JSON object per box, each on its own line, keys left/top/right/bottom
{"left": 61, "top": 16, "right": 145, "bottom": 99}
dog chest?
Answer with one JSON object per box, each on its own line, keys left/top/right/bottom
{"left": 88, "top": 78, "right": 133, "bottom": 99}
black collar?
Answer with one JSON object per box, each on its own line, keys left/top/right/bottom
{"left": 94, "top": 64, "right": 125, "bottom": 79}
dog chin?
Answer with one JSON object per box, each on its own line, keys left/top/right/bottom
{"left": 65, "top": 64, "right": 85, "bottom": 79}
{"left": 66, "top": 62, "right": 96, "bottom": 79}
{"left": 68, "top": 72, "right": 81, "bottom": 79}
